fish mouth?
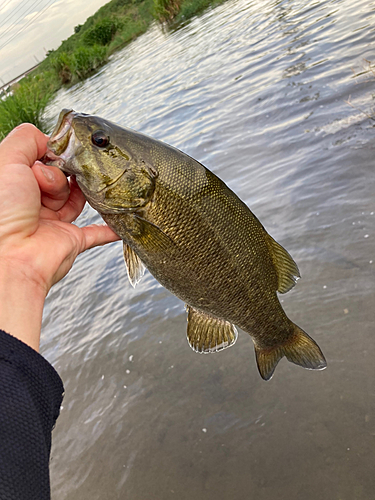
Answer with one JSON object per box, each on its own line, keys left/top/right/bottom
{"left": 42, "top": 109, "right": 77, "bottom": 172}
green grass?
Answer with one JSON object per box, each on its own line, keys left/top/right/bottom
{"left": 0, "top": 0, "right": 228, "bottom": 140}
{"left": 48, "top": 45, "right": 108, "bottom": 83}
{"left": 176, "top": 0, "right": 224, "bottom": 20}
{"left": 0, "top": 72, "right": 58, "bottom": 140}
{"left": 153, "top": 0, "right": 182, "bottom": 22}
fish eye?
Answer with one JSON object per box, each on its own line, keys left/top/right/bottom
{"left": 91, "top": 130, "right": 110, "bottom": 148}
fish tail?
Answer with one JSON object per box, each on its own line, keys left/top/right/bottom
{"left": 254, "top": 324, "right": 327, "bottom": 381}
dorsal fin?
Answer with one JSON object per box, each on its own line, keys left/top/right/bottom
{"left": 265, "top": 234, "right": 300, "bottom": 294}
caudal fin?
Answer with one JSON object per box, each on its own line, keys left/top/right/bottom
{"left": 254, "top": 324, "right": 327, "bottom": 381}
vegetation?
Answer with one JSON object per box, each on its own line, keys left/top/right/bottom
{"left": 48, "top": 45, "right": 108, "bottom": 83}
{"left": 154, "top": 0, "right": 225, "bottom": 22}
{"left": 82, "top": 18, "right": 122, "bottom": 46}
{"left": 0, "top": 73, "right": 58, "bottom": 140}
{"left": 176, "top": 0, "right": 224, "bottom": 21}
{"left": 153, "top": 0, "right": 181, "bottom": 22}
{"left": 0, "top": 0, "right": 228, "bottom": 139}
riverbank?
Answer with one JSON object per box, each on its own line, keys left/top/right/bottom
{"left": 0, "top": 0, "right": 227, "bottom": 140}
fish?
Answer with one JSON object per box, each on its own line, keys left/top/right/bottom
{"left": 45, "top": 109, "right": 327, "bottom": 380}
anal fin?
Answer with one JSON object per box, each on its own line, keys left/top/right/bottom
{"left": 186, "top": 306, "right": 238, "bottom": 353}
{"left": 123, "top": 242, "right": 145, "bottom": 288}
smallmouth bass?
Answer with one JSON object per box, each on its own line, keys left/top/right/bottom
{"left": 45, "top": 109, "right": 326, "bottom": 380}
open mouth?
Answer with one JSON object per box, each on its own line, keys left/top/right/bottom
{"left": 41, "top": 149, "right": 65, "bottom": 168}
{"left": 41, "top": 109, "right": 76, "bottom": 172}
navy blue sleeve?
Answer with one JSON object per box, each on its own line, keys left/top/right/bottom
{"left": 0, "top": 329, "right": 64, "bottom": 500}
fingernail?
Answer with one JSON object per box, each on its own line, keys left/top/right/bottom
{"left": 40, "top": 165, "right": 54, "bottom": 182}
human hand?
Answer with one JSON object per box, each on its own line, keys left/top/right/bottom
{"left": 0, "top": 123, "right": 120, "bottom": 350}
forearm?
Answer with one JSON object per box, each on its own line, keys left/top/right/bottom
{"left": 0, "top": 329, "right": 64, "bottom": 500}
{"left": 0, "top": 265, "right": 46, "bottom": 352}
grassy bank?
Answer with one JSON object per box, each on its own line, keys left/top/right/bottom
{"left": 0, "top": 0, "right": 227, "bottom": 140}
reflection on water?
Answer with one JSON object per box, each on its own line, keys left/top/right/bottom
{"left": 43, "top": 0, "right": 375, "bottom": 498}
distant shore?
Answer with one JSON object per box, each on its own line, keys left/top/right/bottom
{"left": 0, "top": 0, "right": 227, "bottom": 140}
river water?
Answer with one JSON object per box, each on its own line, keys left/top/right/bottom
{"left": 43, "top": 0, "right": 375, "bottom": 498}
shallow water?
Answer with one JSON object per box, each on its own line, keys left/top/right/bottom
{"left": 43, "top": 0, "right": 375, "bottom": 498}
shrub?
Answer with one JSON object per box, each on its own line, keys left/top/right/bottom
{"left": 82, "top": 18, "right": 121, "bottom": 46}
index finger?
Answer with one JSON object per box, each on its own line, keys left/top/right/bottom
{"left": 0, "top": 123, "right": 49, "bottom": 169}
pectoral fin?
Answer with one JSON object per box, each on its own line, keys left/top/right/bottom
{"left": 123, "top": 243, "right": 145, "bottom": 288}
{"left": 265, "top": 234, "right": 300, "bottom": 294}
{"left": 132, "top": 214, "right": 175, "bottom": 253}
{"left": 186, "top": 306, "right": 238, "bottom": 353}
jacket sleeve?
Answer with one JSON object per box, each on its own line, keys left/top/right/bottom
{"left": 0, "top": 329, "right": 64, "bottom": 500}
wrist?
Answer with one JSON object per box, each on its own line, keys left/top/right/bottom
{"left": 0, "top": 262, "right": 46, "bottom": 351}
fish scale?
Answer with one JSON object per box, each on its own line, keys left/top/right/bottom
{"left": 138, "top": 160, "right": 282, "bottom": 331}
{"left": 45, "top": 109, "right": 327, "bottom": 380}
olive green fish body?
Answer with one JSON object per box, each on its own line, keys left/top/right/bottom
{"left": 46, "top": 110, "right": 326, "bottom": 380}
{"left": 103, "top": 156, "right": 289, "bottom": 344}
